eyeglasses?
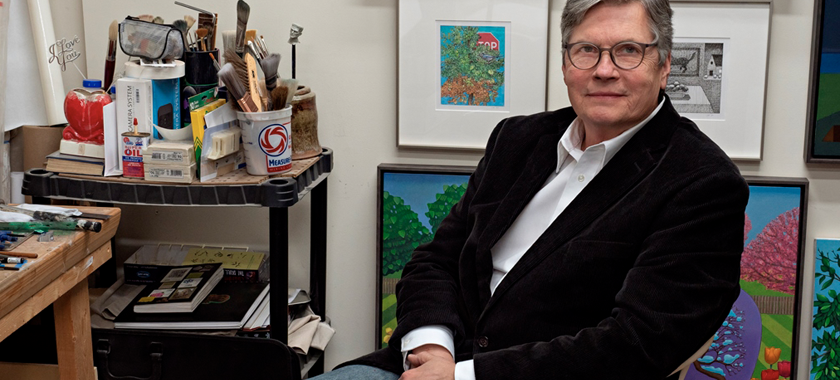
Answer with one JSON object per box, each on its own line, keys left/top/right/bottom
{"left": 564, "top": 40, "right": 658, "bottom": 70}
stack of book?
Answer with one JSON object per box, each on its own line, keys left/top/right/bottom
{"left": 45, "top": 150, "right": 105, "bottom": 176}
{"left": 130, "top": 263, "right": 224, "bottom": 313}
{"left": 114, "top": 286, "right": 307, "bottom": 331}
{"left": 115, "top": 282, "right": 270, "bottom": 330}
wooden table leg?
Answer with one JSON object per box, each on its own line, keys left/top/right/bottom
{"left": 54, "top": 280, "right": 95, "bottom": 380}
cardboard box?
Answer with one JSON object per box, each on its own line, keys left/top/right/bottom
{"left": 143, "top": 162, "right": 196, "bottom": 183}
{"left": 116, "top": 78, "right": 153, "bottom": 136}
{"left": 150, "top": 78, "right": 181, "bottom": 139}
{"left": 142, "top": 141, "right": 195, "bottom": 166}
{"left": 21, "top": 125, "right": 64, "bottom": 170}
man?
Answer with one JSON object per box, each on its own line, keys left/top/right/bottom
{"left": 318, "top": 0, "right": 748, "bottom": 378}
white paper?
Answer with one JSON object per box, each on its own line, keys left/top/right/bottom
{"left": 102, "top": 102, "right": 121, "bottom": 176}
{"left": 4, "top": 0, "right": 49, "bottom": 131}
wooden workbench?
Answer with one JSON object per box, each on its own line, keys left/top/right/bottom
{"left": 0, "top": 207, "right": 121, "bottom": 380}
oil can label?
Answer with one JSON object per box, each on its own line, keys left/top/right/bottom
{"left": 122, "top": 134, "right": 149, "bottom": 178}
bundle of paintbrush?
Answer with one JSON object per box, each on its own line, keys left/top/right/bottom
{"left": 218, "top": 31, "right": 296, "bottom": 113}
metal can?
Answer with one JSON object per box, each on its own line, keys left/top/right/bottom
{"left": 122, "top": 132, "right": 150, "bottom": 178}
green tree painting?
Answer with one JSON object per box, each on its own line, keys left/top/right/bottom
{"left": 440, "top": 25, "right": 505, "bottom": 106}
{"left": 380, "top": 171, "right": 470, "bottom": 348}
{"left": 381, "top": 191, "right": 432, "bottom": 277}
{"left": 811, "top": 239, "right": 840, "bottom": 380}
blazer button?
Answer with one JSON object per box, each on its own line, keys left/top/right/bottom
{"left": 477, "top": 336, "right": 489, "bottom": 348}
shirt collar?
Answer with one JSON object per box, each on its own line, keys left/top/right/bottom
{"left": 555, "top": 98, "right": 666, "bottom": 173}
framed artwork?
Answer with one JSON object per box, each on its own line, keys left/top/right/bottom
{"left": 685, "top": 176, "right": 808, "bottom": 380}
{"left": 376, "top": 164, "right": 474, "bottom": 349}
{"left": 811, "top": 238, "right": 840, "bottom": 380}
{"left": 397, "top": 0, "right": 548, "bottom": 150}
{"left": 670, "top": 0, "right": 771, "bottom": 160}
{"left": 805, "top": 0, "right": 840, "bottom": 162}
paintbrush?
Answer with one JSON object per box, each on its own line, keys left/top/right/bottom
{"left": 270, "top": 85, "right": 287, "bottom": 111}
{"left": 222, "top": 30, "right": 236, "bottom": 61}
{"left": 260, "top": 53, "right": 281, "bottom": 91}
{"left": 235, "top": 0, "right": 250, "bottom": 55}
{"left": 184, "top": 15, "right": 196, "bottom": 31}
{"left": 244, "top": 53, "right": 264, "bottom": 112}
{"left": 245, "top": 29, "right": 257, "bottom": 47}
{"left": 196, "top": 28, "right": 208, "bottom": 51}
{"left": 103, "top": 20, "right": 118, "bottom": 90}
{"left": 283, "top": 78, "right": 298, "bottom": 108}
{"left": 173, "top": 19, "right": 188, "bottom": 54}
{"left": 218, "top": 63, "right": 258, "bottom": 112}
{"left": 223, "top": 49, "right": 249, "bottom": 89}
{"left": 259, "top": 35, "right": 269, "bottom": 56}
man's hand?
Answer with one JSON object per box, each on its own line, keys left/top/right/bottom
{"left": 400, "top": 351, "right": 456, "bottom": 380}
{"left": 411, "top": 344, "right": 453, "bottom": 364}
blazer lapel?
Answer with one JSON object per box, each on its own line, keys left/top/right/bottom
{"left": 481, "top": 100, "right": 679, "bottom": 315}
{"left": 473, "top": 132, "right": 561, "bottom": 307}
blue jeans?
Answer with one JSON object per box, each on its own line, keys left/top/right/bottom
{"left": 309, "top": 365, "right": 399, "bottom": 380}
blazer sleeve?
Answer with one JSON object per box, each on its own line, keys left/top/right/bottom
{"left": 388, "top": 119, "right": 505, "bottom": 353}
{"left": 472, "top": 164, "right": 749, "bottom": 379}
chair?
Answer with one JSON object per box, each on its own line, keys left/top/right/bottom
{"left": 669, "top": 335, "right": 715, "bottom": 380}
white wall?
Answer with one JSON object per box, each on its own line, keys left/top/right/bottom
{"left": 67, "top": 0, "right": 834, "bottom": 378}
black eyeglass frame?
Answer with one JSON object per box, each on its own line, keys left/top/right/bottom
{"left": 563, "top": 39, "right": 659, "bottom": 70}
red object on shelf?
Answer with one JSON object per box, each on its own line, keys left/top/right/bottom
{"left": 62, "top": 79, "right": 112, "bottom": 145}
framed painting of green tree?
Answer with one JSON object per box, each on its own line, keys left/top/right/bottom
{"left": 397, "top": 0, "right": 548, "bottom": 149}
{"left": 806, "top": 0, "right": 840, "bottom": 162}
{"left": 684, "top": 176, "right": 807, "bottom": 380}
{"left": 811, "top": 238, "right": 840, "bottom": 380}
{"left": 376, "top": 164, "right": 474, "bottom": 349}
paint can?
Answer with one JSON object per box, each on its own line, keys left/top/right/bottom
{"left": 122, "top": 132, "right": 150, "bottom": 178}
{"left": 237, "top": 107, "right": 293, "bottom": 175}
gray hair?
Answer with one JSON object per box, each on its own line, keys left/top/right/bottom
{"left": 561, "top": 0, "right": 673, "bottom": 66}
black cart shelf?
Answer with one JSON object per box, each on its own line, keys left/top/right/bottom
{"left": 21, "top": 147, "right": 333, "bottom": 377}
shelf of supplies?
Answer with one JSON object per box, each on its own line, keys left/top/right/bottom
{"left": 21, "top": 147, "right": 333, "bottom": 378}
{"left": 22, "top": 148, "right": 333, "bottom": 208}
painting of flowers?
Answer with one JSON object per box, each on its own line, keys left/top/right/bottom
{"left": 686, "top": 177, "right": 807, "bottom": 380}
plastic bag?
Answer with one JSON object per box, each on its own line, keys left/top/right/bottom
{"left": 119, "top": 16, "right": 185, "bottom": 61}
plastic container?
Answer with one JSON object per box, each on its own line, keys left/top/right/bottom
{"left": 62, "top": 79, "right": 112, "bottom": 145}
{"left": 237, "top": 107, "right": 293, "bottom": 175}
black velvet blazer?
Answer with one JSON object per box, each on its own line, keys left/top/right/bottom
{"left": 343, "top": 97, "right": 749, "bottom": 379}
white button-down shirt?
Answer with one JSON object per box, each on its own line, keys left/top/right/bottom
{"left": 403, "top": 99, "right": 665, "bottom": 379}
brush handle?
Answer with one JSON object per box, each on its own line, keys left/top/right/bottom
{"left": 235, "top": 23, "right": 246, "bottom": 54}
{"left": 103, "top": 41, "right": 116, "bottom": 89}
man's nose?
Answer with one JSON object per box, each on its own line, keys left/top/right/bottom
{"left": 593, "top": 50, "right": 619, "bottom": 78}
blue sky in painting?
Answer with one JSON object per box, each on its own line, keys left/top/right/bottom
{"left": 744, "top": 186, "right": 802, "bottom": 245}
{"left": 383, "top": 172, "right": 470, "bottom": 230}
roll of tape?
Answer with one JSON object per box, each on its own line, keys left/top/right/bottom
{"left": 124, "top": 60, "right": 186, "bottom": 79}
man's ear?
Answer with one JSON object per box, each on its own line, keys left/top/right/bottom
{"left": 659, "top": 52, "right": 672, "bottom": 89}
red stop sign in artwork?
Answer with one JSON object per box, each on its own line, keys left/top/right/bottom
{"left": 476, "top": 32, "right": 499, "bottom": 50}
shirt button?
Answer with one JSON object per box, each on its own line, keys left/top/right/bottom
{"left": 477, "top": 336, "right": 489, "bottom": 348}
{"left": 577, "top": 174, "right": 585, "bottom": 182}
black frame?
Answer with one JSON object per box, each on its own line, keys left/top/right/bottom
{"left": 805, "top": 0, "right": 840, "bottom": 162}
{"left": 375, "top": 163, "right": 475, "bottom": 349}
